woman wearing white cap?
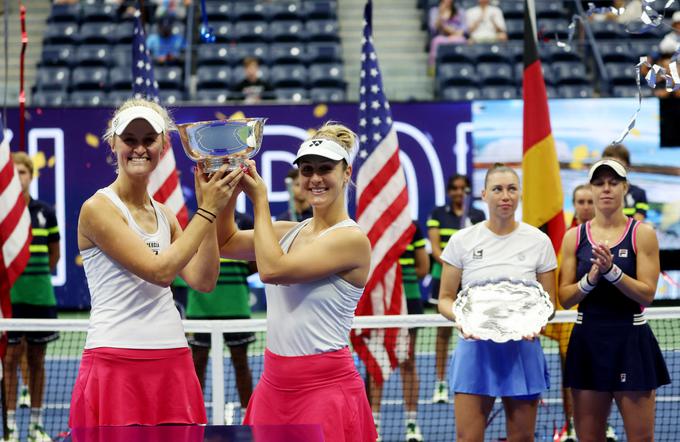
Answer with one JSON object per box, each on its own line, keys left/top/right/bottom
{"left": 69, "top": 98, "right": 244, "bottom": 427}
{"left": 559, "top": 159, "right": 670, "bottom": 441}
{"left": 218, "top": 122, "right": 377, "bottom": 442}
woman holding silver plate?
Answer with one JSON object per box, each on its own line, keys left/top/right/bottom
{"left": 438, "top": 163, "right": 557, "bottom": 442}
{"left": 559, "top": 159, "right": 669, "bottom": 442}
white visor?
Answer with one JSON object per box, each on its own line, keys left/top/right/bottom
{"left": 112, "top": 106, "right": 165, "bottom": 135}
{"left": 294, "top": 138, "right": 350, "bottom": 164}
{"left": 588, "top": 159, "right": 627, "bottom": 182}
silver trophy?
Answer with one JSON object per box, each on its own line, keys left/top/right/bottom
{"left": 177, "top": 118, "right": 266, "bottom": 173}
{"left": 453, "top": 278, "right": 554, "bottom": 343}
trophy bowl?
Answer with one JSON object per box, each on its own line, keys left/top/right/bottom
{"left": 177, "top": 118, "right": 267, "bottom": 173}
{"left": 452, "top": 277, "right": 554, "bottom": 343}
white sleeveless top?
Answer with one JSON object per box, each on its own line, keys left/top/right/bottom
{"left": 81, "top": 187, "right": 187, "bottom": 349}
{"left": 265, "top": 218, "right": 365, "bottom": 356}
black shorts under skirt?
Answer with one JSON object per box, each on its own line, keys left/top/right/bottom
{"left": 564, "top": 319, "right": 670, "bottom": 391}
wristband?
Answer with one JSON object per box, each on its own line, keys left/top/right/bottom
{"left": 577, "top": 273, "right": 596, "bottom": 294}
{"left": 603, "top": 263, "right": 624, "bottom": 284}
{"left": 197, "top": 207, "right": 217, "bottom": 219}
{"left": 195, "top": 212, "right": 214, "bottom": 223}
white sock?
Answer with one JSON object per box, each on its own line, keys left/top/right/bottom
{"left": 30, "top": 408, "right": 42, "bottom": 426}
{"left": 405, "top": 410, "right": 417, "bottom": 424}
{"left": 372, "top": 411, "right": 380, "bottom": 428}
{"left": 7, "top": 410, "right": 15, "bottom": 428}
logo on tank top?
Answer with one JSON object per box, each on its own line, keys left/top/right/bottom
{"left": 146, "top": 241, "right": 160, "bottom": 255}
{"left": 620, "top": 373, "right": 627, "bottom": 383}
{"left": 473, "top": 248, "right": 483, "bottom": 260}
{"left": 618, "top": 249, "right": 629, "bottom": 258}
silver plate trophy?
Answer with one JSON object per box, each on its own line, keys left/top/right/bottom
{"left": 177, "top": 118, "right": 266, "bottom": 173}
{"left": 452, "top": 278, "right": 554, "bottom": 343}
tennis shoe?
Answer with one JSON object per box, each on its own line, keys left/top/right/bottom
{"left": 19, "top": 386, "right": 31, "bottom": 408}
{"left": 6, "top": 422, "right": 19, "bottom": 442}
{"left": 405, "top": 421, "right": 423, "bottom": 442}
{"left": 432, "top": 381, "right": 448, "bottom": 404}
{"left": 224, "top": 402, "right": 235, "bottom": 426}
{"left": 605, "top": 425, "right": 618, "bottom": 441}
{"left": 28, "top": 423, "right": 53, "bottom": 442}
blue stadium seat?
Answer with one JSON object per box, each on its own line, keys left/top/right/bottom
{"left": 308, "top": 63, "right": 344, "bottom": 88}
{"left": 274, "top": 88, "right": 309, "bottom": 102}
{"left": 109, "top": 66, "right": 133, "bottom": 90}
{"left": 305, "top": 20, "right": 339, "bottom": 42}
{"left": 234, "top": 21, "right": 269, "bottom": 43}
{"left": 436, "top": 43, "right": 474, "bottom": 64}
{"left": 541, "top": 43, "right": 582, "bottom": 62}
{"left": 79, "top": 22, "right": 115, "bottom": 45}
{"left": 81, "top": 3, "right": 117, "bottom": 22}
{"left": 611, "top": 85, "right": 654, "bottom": 98}
{"left": 232, "top": 2, "right": 269, "bottom": 21}
{"left": 500, "top": 1, "right": 523, "bottom": 19}
{"left": 35, "top": 67, "right": 70, "bottom": 92}
{"left": 605, "top": 62, "right": 637, "bottom": 86}
{"left": 598, "top": 41, "right": 635, "bottom": 63}
{"left": 232, "top": 65, "right": 270, "bottom": 85}
{"left": 74, "top": 45, "right": 111, "bottom": 67}
{"left": 514, "top": 62, "right": 554, "bottom": 85}
{"left": 306, "top": 42, "right": 342, "bottom": 63}
{"left": 436, "top": 63, "right": 477, "bottom": 93}
{"left": 481, "top": 86, "right": 519, "bottom": 100}
{"left": 270, "top": 2, "right": 305, "bottom": 21}
{"left": 270, "top": 65, "right": 308, "bottom": 88}
{"left": 212, "top": 22, "right": 234, "bottom": 43}
{"left": 108, "top": 90, "right": 134, "bottom": 106}
{"left": 196, "top": 66, "right": 232, "bottom": 89}
{"left": 552, "top": 61, "right": 588, "bottom": 85}
{"left": 155, "top": 66, "right": 184, "bottom": 90}
{"left": 31, "top": 91, "right": 67, "bottom": 107}
{"left": 535, "top": 1, "right": 566, "bottom": 18}
{"left": 310, "top": 87, "right": 345, "bottom": 102}
{"left": 112, "top": 21, "right": 135, "bottom": 45}
{"left": 590, "top": 21, "right": 626, "bottom": 39}
{"left": 71, "top": 66, "right": 109, "bottom": 90}
{"left": 197, "top": 44, "right": 234, "bottom": 66}
{"left": 474, "top": 44, "right": 514, "bottom": 64}
{"left": 538, "top": 19, "right": 570, "bottom": 39}
{"left": 441, "top": 86, "right": 481, "bottom": 101}
{"left": 270, "top": 43, "right": 306, "bottom": 65}
{"left": 158, "top": 89, "right": 185, "bottom": 104}
{"left": 204, "top": 3, "right": 232, "bottom": 21}
{"left": 69, "top": 90, "right": 109, "bottom": 106}
{"left": 558, "top": 84, "right": 594, "bottom": 98}
{"left": 270, "top": 21, "right": 305, "bottom": 43}
{"left": 111, "top": 44, "right": 132, "bottom": 67}
{"left": 48, "top": 4, "right": 80, "bottom": 23}
{"left": 629, "top": 41, "right": 660, "bottom": 59}
{"left": 40, "top": 44, "right": 75, "bottom": 67}
{"left": 194, "top": 89, "right": 232, "bottom": 104}
{"left": 545, "top": 85, "right": 559, "bottom": 98}
{"left": 43, "top": 23, "right": 79, "bottom": 45}
{"left": 149, "top": 22, "right": 186, "bottom": 39}
{"left": 231, "top": 44, "right": 269, "bottom": 66}
{"left": 302, "top": 1, "right": 337, "bottom": 20}
{"left": 505, "top": 19, "right": 524, "bottom": 40}
{"left": 477, "top": 62, "right": 514, "bottom": 85}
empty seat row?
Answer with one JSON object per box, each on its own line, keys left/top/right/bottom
{"left": 436, "top": 42, "right": 582, "bottom": 65}
{"left": 197, "top": 42, "right": 342, "bottom": 67}
{"left": 43, "top": 21, "right": 186, "bottom": 46}
{"left": 439, "top": 84, "right": 595, "bottom": 101}
{"left": 196, "top": 63, "right": 345, "bottom": 90}
{"left": 597, "top": 40, "right": 661, "bottom": 63}
{"left": 199, "top": 20, "right": 339, "bottom": 43}
{"left": 34, "top": 66, "right": 185, "bottom": 92}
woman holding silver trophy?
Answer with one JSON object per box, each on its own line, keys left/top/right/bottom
{"left": 438, "top": 163, "right": 558, "bottom": 442}
{"left": 216, "top": 122, "right": 377, "bottom": 442}
{"left": 559, "top": 159, "right": 670, "bottom": 441}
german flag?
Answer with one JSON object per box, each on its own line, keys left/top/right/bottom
{"left": 521, "top": 0, "right": 565, "bottom": 254}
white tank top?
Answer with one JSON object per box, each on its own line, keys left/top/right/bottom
{"left": 81, "top": 187, "right": 187, "bottom": 349}
{"left": 265, "top": 218, "right": 365, "bottom": 356}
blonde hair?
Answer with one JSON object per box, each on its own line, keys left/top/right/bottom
{"left": 103, "top": 97, "right": 175, "bottom": 145}
{"left": 311, "top": 121, "right": 357, "bottom": 163}
{"left": 11, "top": 151, "right": 33, "bottom": 177}
{"left": 484, "top": 163, "right": 520, "bottom": 188}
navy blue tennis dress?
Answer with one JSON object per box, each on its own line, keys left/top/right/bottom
{"left": 564, "top": 219, "right": 670, "bottom": 391}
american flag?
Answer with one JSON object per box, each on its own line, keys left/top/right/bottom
{"left": 350, "top": 0, "right": 415, "bottom": 386}
{"left": 0, "top": 117, "right": 31, "bottom": 322}
{"left": 132, "top": 13, "right": 188, "bottom": 227}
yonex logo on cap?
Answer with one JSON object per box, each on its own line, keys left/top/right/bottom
{"left": 309, "top": 140, "right": 323, "bottom": 147}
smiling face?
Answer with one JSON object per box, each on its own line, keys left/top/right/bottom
{"left": 447, "top": 176, "right": 468, "bottom": 208}
{"left": 297, "top": 155, "right": 351, "bottom": 208}
{"left": 573, "top": 186, "right": 594, "bottom": 224}
{"left": 590, "top": 168, "right": 628, "bottom": 214}
{"left": 112, "top": 119, "right": 163, "bottom": 177}
{"left": 482, "top": 170, "right": 520, "bottom": 221}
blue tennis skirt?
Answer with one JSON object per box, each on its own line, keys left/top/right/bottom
{"left": 448, "top": 338, "right": 550, "bottom": 398}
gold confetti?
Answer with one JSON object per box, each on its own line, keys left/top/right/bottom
{"left": 229, "top": 111, "right": 246, "bottom": 120}
{"left": 48, "top": 156, "right": 56, "bottom": 168}
{"left": 313, "top": 104, "right": 328, "bottom": 118}
{"left": 31, "top": 152, "right": 46, "bottom": 178}
{"left": 215, "top": 112, "right": 227, "bottom": 120}
{"left": 85, "top": 133, "right": 99, "bottom": 148}
{"left": 75, "top": 255, "right": 83, "bottom": 266}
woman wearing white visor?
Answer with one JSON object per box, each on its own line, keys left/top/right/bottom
{"left": 218, "top": 122, "right": 377, "bottom": 442}
{"left": 70, "top": 98, "right": 243, "bottom": 427}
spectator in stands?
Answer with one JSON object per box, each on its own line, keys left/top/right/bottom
{"left": 571, "top": 183, "right": 594, "bottom": 228}
{"left": 150, "top": 0, "right": 191, "bottom": 21}
{"left": 276, "top": 168, "right": 313, "bottom": 222}
{"left": 428, "top": 0, "right": 467, "bottom": 72}
{"left": 465, "top": 0, "right": 507, "bottom": 44}
{"left": 146, "top": 13, "right": 186, "bottom": 65}
{"left": 427, "top": 175, "right": 485, "bottom": 405}
{"left": 601, "top": 144, "right": 648, "bottom": 221}
{"left": 659, "top": 11, "right": 680, "bottom": 55}
{"left": 589, "top": 0, "right": 641, "bottom": 24}
{"left": 188, "top": 210, "right": 255, "bottom": 425}
{"left": 4, "top": 152, "right": 61, "bottom": 442}
{"left": 234, "top": 57, "right": 273, "bottom": 104}
{"left": 105, "top": 0, "right": 137, "bottom": 20}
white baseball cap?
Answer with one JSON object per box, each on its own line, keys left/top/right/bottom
{"left": 293, "top": 138, "right": 350, "bottom": 164}
{"left": 112, "top": 106, "right": 165, "bottom": 135}
{"left": 672, "top": 10, "right": 680, "bottom": 23}
{"left": 588, "top": 159, "right": 627, "bottom": 182}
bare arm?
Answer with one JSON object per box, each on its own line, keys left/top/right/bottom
{"left": 437, "top": 262, "right": 462, "bottom": 322}
{"left": 48, "top": 241, "right": 60, "bottom": 272}
{"left": 428, "top": 227, "right": 443, "bottom": 265}
{"left": 537, "top": 269, "right": 557, "bottom": 315}
{"left": 558, "top": 227, "right": 597, "bottom": 309}
{"left": 414, "top": 246, "right": 430, "bottom": 279}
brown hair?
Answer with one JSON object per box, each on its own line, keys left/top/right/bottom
{"left": 602, "top": 144, "right": 630, "bottom": 167}
{"left": 11, "top": 151, "right": 33, "bottom": 177}
{"left": 572, "top": 183, "right": 591, "bottom": 203}
{"left": 484, "top": 163, "right": 519, "bottom": 188}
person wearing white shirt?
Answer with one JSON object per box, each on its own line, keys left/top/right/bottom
{"left": 466, "top": 0, "right": 507, "bottom": 44}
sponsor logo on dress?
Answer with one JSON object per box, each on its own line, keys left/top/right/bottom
{"left": 620, "top": 373, "right": 627, "bottom": 382}
{"left": 473, "top": 248, "right": 483, "bottom": 260}
{"left": 147, "top": 241, "right": 160, "bottom": 255}
{"left": 618, "top": 249, "right": 628, "bottom": 258}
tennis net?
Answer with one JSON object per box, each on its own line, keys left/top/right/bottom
{"left": 0, "top": 307, "right": 678, "bottom": 441}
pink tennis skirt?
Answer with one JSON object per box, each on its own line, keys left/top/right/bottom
{"left": 244, "top": 347, "right": 377, "bottom": 442}
{"left": 69, "top": 347, "right": 207, "bottom": 427}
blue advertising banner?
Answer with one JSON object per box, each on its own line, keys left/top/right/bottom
{"left": 4, "top": 102, "right": 473, "bottom": 308}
